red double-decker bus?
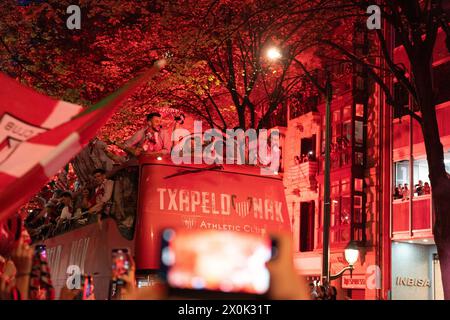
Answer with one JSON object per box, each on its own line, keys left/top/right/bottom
{"left": 41, "top": 155, "right": 291, "bottom": 299}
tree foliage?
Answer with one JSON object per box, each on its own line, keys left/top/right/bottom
{"left": 0, "top": 0, "right": 340, "bottom": 136}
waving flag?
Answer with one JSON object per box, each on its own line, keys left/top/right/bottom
{"left": 0, "top": 60, "right": 166, "bottom": 222}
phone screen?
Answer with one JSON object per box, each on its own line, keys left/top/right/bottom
{"left": 35, "top": 245, "right": 47, "bottom": 260}
{"left": 86, "top": 281, "right": 92, "bottom": 297}
{"left": 83, "top": 276, "right": 92, "bottom": 299}
{"left": 160, "top": 229, "right": 274, "bottom": 296}
{"left": 112, "top": 249, "right": 130, "bottom": 285}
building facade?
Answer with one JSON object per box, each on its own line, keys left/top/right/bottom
{"left": 282, "top": 23, "right": 450, "bottom": 300}
{"left": 384, "top": 25, "right": 450, "bottom": 300}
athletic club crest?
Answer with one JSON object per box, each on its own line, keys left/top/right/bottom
{"left": 0, "top": 113, "right": 47, "bottom": 165}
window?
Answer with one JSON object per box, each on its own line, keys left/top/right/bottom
{"left": 341, "top": 178, "right": 350, "bottom": 194}
{"left": 333, "top": 110, "right": 341, "bottom": 123}
{"left": 332, "top": 110, "right": 342, "bottom": 168}
{"left": 301, "top": 136, "right": 316, "bottom": 161}
{"left": 341, "top": 180, "right": 351, "bottom": 225}
{"left": 331, "top": 197, "right": 339, "bottom": 227}
{"left": 410, "top": 155, "right": 450, "bottom": 196}
{"left": 330, "top": 181, "right": 340, "bottom": 227}
{"left": 395, "top": 160, "right": 409, "bottom": 188}
{"left": 413, "top": 159, "right": 429, "bottom": 184}
{"left": 445, "top": 151, "right": 450, "bottom": 173}
{"left": 318, "top": 179, "right": 355, "bottom": 245}
{"left": 413, "top": 158, "right": 430, "bottom": 196}
{"left": 355, "top": 103, "right": 364, "bottom": 117}
{"left": 354, "top": 195, "right": 363, "bottom": 224}
{"left": 354, "top": 121, "right": 364, "bottom": 146}
{"left": 340, "top": 196, "right": 351, "bottom": 225}
{"left": 330, "top": 180, "right": 352, "bottom": 228}
{"left": 332, "top": 122, "right": 342, "bottom": 169}
{"left": 299, "top": 201, "right": 315, "bottom": 252}
{"left": 343, "top": 105, "right": 352, "bottom": 120}
{"left": 393, "top": 157, "right": 447, "bottom": 198}
{"left": 355, "top": 178, "right": 363, "bottom": 192}
{"left": 321, "top": 106, "right": 354, "bottom": 170}
{"left": 342, "top": 121, "right": 352, "bottom": 165}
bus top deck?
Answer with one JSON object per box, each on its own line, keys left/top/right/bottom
{"left": 40, "top": 155, "right": 291, "bottom": 299}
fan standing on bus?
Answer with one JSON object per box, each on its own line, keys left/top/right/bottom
{"left": 87, "top": 169, "right": 114, "bottom": 223}
{"left": 122, "top": 112, "right": 171, "bottom": 157}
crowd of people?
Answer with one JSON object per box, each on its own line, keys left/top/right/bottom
{"left": 1, "top": 226, "right": 318, "bottom": 300}
{"left": 3, "top": 111, "right": 337, "bottom": 301}
{"left": 0, "top": 111, "right": 343, "bottom": 300}
{"left": 21, "top": 112, "right": 183, "bottom": 242}
{"left": 393, "top": 180, "right": 431, "bottom": 200}
{"left": 298, "top": 152, "right": 316, "bottom": 164}
{"left": 310, "top": 282, "right": 338, "bottom": 300}
{"left": 24, "top": 168, "right": 114, "bottom": 242}
{"left": 0, "top": 217, "right": 55, "bottom": 300}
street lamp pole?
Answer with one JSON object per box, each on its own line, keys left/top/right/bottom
{"left": 265, "top": 48, "right": 355, "bottom": 285}
{"left": 322, "top": 77, "right": 332, "bottom": 284}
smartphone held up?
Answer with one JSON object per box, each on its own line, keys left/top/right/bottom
{"left": 112, "top": 248, "right": 131, "bottom": 285}
{"left": 159, "top": 229, "right": 278, "bottom": 299}
{"left": 34, "top": 244, "right": 47, "bottom": 260}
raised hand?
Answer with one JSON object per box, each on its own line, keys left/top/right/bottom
{"left": 0, "top": 274, "right": 15, "bottom": 300}
{"left": 10, "top": 238, "right": 33, "bottom": 275}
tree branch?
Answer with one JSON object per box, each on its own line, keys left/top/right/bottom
{"left": 375, "top": 28, "right": 418, "bottom": 103}
{"left": 206, "top": 89, "right": 227, "bottom": 129}
{"left": 424, "top": 0, "right": 440, "bottom": 59}
{"left": 439, "top": 10, "right": 450, "bottom": 52}
{"left": 293, "top": 57, "right": 326, "bottom": 94}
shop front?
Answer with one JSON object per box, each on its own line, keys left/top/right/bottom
{"left": 391, "top": 240, "right": 444, "bottom": 300}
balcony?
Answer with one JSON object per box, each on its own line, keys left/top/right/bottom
{"left": 284, "top": 161, "right": 319, "bottom": 194}
{"left": 392, "top": 194, "right": 433, "bottom": 239}
{"left": 299, "top": 161, "right": 318, "bottom": 190}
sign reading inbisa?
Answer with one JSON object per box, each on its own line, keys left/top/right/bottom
{"left": 396, "top": 277, "right": 431, "bottom": 287}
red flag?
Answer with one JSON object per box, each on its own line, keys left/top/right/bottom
{"left": 0, "top": 60, "right": 166, "bottom": 222}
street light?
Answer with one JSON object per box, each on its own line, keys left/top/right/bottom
{"left": 265, "top": 46, "right": 329, "bottom": 281}
{"left": 329, "top": 241, "right": 360, "bottom": 280}
{"left": 265, "top": 46, "right": 358, "bottom": 284}
{"left": 344, "top": 241, "right": 359, "bottom": 266}
{"left": 266, "top": 47, "right": 282, "bottom": 61}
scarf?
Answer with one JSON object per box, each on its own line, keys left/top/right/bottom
{"left": 29, "top": 250, "right": 55, "bottom": 300}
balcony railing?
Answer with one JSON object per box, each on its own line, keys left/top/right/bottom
{"left": 298, "top": 161, "right": 318, "bottom": 191}
{"left": 392, "top": 194, "right": 433, "bottom": 239}
{"left": 284, "top": 161, "right": 318, "bottom": 193}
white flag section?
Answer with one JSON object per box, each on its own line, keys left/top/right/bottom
{"left": 0, "top": 89, "right": 82, "bottom": 164}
